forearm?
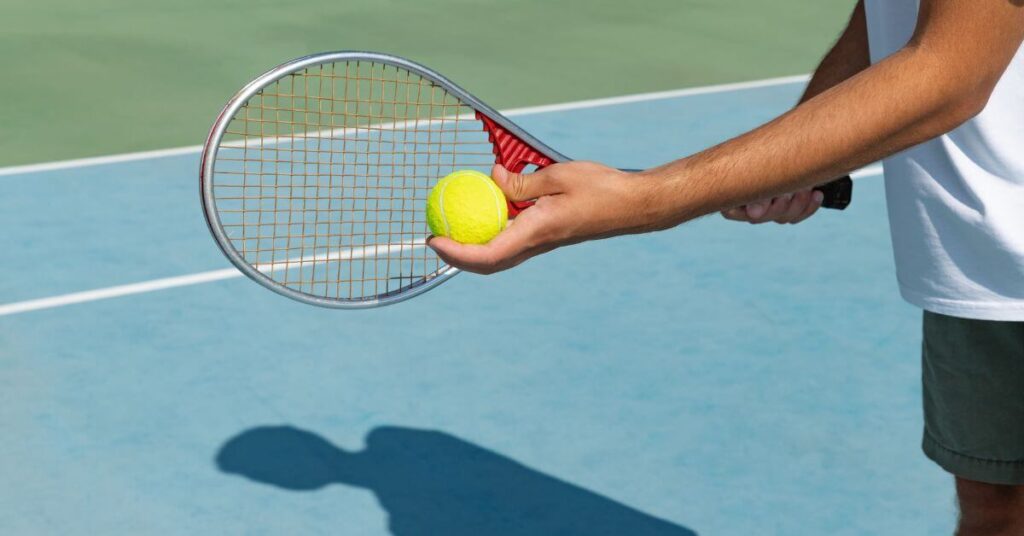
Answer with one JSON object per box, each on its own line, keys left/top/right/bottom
{"left": 638, "top": 0, "right": 1024, "bottom": 227}
{"left": 799, "top": 1, "right": 870, "bottom": 104}
{"left": 719, "top": 0, "right": 869, "bottom": 221}
{"left": 640, "top": 46, "right": 987, "bottom": 226}
{"left": 429, "top": 0, "right": 1024, "bottom": 275}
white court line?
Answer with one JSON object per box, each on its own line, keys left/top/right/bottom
{"left": 0, "top": 74, "right": 809, "bottom": 178}
{"left": 1, "top": 73, "right": 877, "bottom": 317}
{"left": 852, "top": 164, "right": 883, "bottom": 179}
{"left": 0, "top": 242, "right": 426, "bottom": 317}
{"left": 0, "top": 145, "right": 203, "bottom": 178}
{"left": 0, "top": 167, "right": 884, "bottom": 317}
{"left": 0, "top": 269, "right": 241, "bottom": 317}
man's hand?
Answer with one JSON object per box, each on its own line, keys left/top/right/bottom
{"left": 428, "top": 163, "right": 646, "bottom": 274}
{"left": 721, "top": 1, "right": 866, "bottom": 226}
{"left": 435, "top": 0, "right": 1024, "bottom": 273}
{"left": 721, "top": 190, "right": 824, "bottom": 224}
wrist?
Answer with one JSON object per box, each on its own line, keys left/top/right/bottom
{"left": 630, "top": 165, "right": 700, "bottom": 231}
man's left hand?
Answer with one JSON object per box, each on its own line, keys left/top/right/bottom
{"left": 428, "top": 162, "right": 647, "bottom": 274}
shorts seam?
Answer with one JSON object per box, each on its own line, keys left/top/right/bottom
{"left": 924, "top": 429, "right": 1024, "bottom": 467}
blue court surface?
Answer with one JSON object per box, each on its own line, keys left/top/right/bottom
{"left": 1, "top": 79, "right": 955, "bottom": 534}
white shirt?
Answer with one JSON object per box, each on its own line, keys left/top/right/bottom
{"left": 864, "top": 0, "right": 1024, "bottom": 320}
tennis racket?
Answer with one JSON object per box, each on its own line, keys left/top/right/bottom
{"left": 200, "top": 51, "right": 853, "bottom": 309}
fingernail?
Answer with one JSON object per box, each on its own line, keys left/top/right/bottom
{"left": 747, "top": 202, "right": 764, "bottom": 217}
{"left": 812, "top": 191, "right": 824, "bottom": 204}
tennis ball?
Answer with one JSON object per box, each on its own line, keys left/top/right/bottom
{"left": 426, "top": 170, "right": 508, "bottom": 244}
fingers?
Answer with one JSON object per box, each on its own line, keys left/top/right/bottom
{"left": 753, "top": 194, "right": 798, "bottom": 224}
{"left": 722, "top": 197, "right": 772, "bottom": 221}
{"left": 721, "top": 206, "right": 749, "bottom": 221}
{"left": 745, "top": 198, "right": 772, "bottom": 220}
{"left": 427, "top": 211, "right": 541, "bottom": 274}
{"left": 490, "top": 164, "right": 563, "bottom": 202}
{"left": 426, "top": 236, "right": 494, "bottom": 273}
{"left": 720, "top": 190, "right": 824, "bottom": 225}
{"left": 734, "top": 194, "right": 793, "bottom": 223}
{"left": 775, "top": 191, "right": 811, "bottom": 222}
{"left": 789, "top": 190, "right": 824, "bottom": 224}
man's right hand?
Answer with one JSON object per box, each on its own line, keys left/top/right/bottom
{"left": 721, "top": 189, "right": 824, "bottom": 224}
{"left": 718, "top": 0, "right": 862, "bottom": 227}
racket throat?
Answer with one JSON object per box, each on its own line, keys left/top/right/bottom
{"left": 477, "top": 112, "right": 554, "bottom": 217}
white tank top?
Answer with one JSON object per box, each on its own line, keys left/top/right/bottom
{"left": 864, "top": 0, "right": 1024, "bottom": 320}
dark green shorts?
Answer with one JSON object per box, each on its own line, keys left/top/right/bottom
{"left": 922, "top": 311, "right": 1024, "bottom": 485}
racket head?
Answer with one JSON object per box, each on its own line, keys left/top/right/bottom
{"left": 200, "top": 51, "right": 566, "bottom": 308}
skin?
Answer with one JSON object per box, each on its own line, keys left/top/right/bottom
{"left": 722, "top": 0, "right": 871, "bottom": 224}
{"left": 956, "top": 479, "right": 1024, "bottom": 536}
{"left": 430, "top": 1, "right": 1024, "bottom": 533}
{"left": 429, "top": 0, "right": 1024, "bottom": 275}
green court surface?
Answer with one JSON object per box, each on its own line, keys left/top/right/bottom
{"left": 6, "top": 3, "right": 963, "bottom": 535}
{"left": 1, "top": 0, "right": 852, "bottom": 166}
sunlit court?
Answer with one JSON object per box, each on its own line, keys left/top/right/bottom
{"left": 8, "top": 1, "right": 1019, "bottom": 534}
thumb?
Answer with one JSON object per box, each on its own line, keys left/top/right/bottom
{"left": 491, "top": 164, "right": 562, "bottom": 202}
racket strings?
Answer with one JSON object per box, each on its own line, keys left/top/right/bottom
{"left": 211, "top": 60, "right": 495, "bottom": 300}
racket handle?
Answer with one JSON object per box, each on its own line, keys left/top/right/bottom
{"left": 815, "top": 176, "right": 853, "bottom": 210}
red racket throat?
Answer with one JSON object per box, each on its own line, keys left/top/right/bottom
{"left": 476, "top": 112, "right": 556, "bottom": 217}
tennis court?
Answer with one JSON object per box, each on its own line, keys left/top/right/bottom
{"left": 1, "top": 76, "right": 954, "bottom": 534}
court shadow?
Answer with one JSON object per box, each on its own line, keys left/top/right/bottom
{"left": 216, "top": 425, "right": 697, "bottom": 536}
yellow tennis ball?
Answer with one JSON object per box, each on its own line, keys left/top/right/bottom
{"left": 426, "top": 170, "right": 508, "bottom": 244}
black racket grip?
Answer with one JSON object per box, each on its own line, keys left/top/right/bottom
{"left": 814, "top": 176, "right": 853, "bottom": 210}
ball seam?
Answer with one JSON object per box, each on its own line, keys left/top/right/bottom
{"left": 469, "top": 172, "right": 504, "bottom": 234}
{"left": 437, "top": 177, "right": 453, "bottom": 238}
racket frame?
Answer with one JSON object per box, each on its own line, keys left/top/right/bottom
{"left": 200, "top": 51, "right": 569, "bottom": 308}
{"left": 202, "top": 51, "right": 853, "bottom": 309}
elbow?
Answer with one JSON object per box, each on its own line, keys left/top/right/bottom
{"left": 927, "top": 82, "right": 994, "bottom": 135}
{"left": 938, "top": 63, "right": 1003, "bottom": 130}
{"left": 947, "top": 86, "right": 992, "bottom": 126}
{"left": 902, "top": 35, "right": 1008, "bottom": 132}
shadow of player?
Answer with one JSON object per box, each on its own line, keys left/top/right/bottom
{"left": 216, "top": 425, "right": 697, "bottom": 536}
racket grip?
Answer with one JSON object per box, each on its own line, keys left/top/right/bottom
{"left": 815, "top": 176, "right": 853, "bottom": 210}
